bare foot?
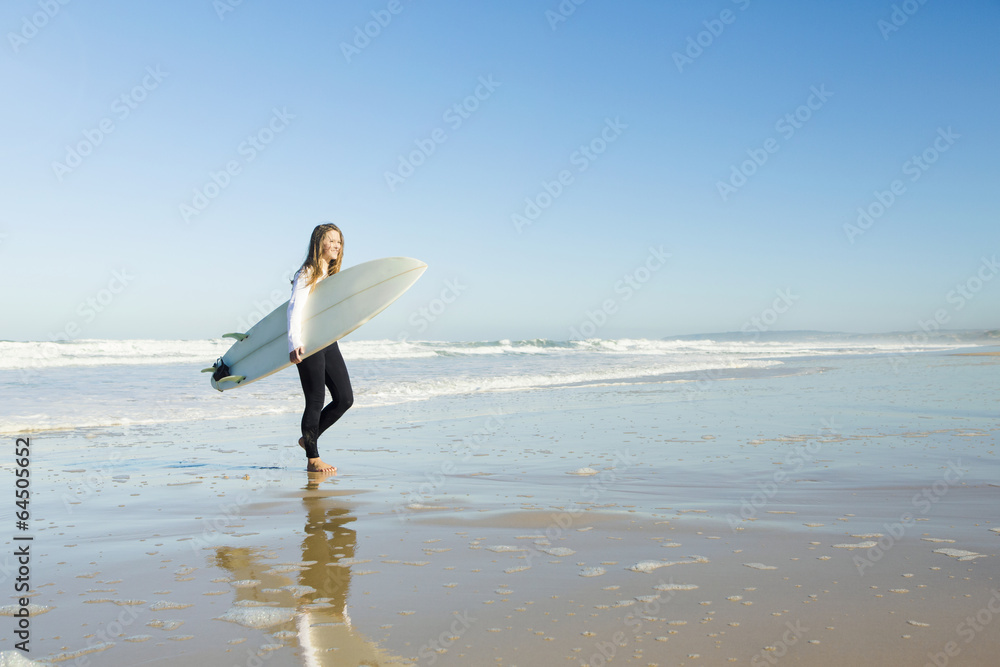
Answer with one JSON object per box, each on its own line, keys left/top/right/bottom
{"left": 307, "top": 457, "right": 337, "bottom": 474}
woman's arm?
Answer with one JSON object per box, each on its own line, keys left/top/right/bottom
{"left": 287, "top": 268, "right": 310, "bottom": 363}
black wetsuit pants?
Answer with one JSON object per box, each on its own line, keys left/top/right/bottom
{"left": 296, "top": 342, "right": 353, "bottom": 459}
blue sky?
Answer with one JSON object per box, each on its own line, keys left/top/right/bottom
{"left": 2, "top": 0, "right": 998, "bottom": 342}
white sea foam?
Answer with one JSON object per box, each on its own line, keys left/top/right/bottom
{"left": 742, "top": 563, "right": 777, "bottom": 570}
{"left": 0, "top": 335, "right": 977, "bottom": 371}
{"left": 0, "top": 604, "right": 52, "bottom": 616}
{"left": 540, "top": 547, "right": 576, "bottom": 557}
{"left": 832, "top": 541, "right": 877, "bottom": 549}
{"left": 38, "top": 643, "right": 115, "bottom": 663}
{"left": 628, "top": 556, "right": 709, "bottom": 573}
{"left": 147, "top": 620, "right": 183, "bottom": 631}
{"left": 216, "top": 606, "right": 296, "bottom": 629}
{"left": 933, "top": 548, "right": 986, "bottom": 561}
{"left": 655, "top": 583, "right": 698, "bottom": 591}
{"left": 1, "top": 334, "right": 982, "bottom": 434}
{"left": 148, "top": 601, "right": 193, "bottom": 611}
{"left": 0, "top": 651, "right": 50, "bottom": 666}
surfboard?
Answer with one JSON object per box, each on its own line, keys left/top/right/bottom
{"left": 204, "top": 257, "right": 427, "bottom": 392}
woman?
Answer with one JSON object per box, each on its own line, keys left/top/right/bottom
{"left": 288, "top": 223, "right": 354, "bottom": 473}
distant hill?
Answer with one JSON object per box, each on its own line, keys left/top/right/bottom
{"left": 663, "top": 330, "right": 1000, "bottom": 344}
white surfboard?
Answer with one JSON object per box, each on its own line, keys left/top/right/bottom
{"left": 205, "top": 257, "right": 427, "bottom": 392}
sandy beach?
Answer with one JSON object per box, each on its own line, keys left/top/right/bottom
{"left": 2, "top": 345, "right": 998, "bottom": 666}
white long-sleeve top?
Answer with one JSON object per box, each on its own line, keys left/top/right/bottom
{"left": 287, "top": 267, "right": 312, "bottom": 353}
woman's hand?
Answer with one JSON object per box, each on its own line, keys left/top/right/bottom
{"left": 290, "top": 347, "right": 305, "bottom": 364}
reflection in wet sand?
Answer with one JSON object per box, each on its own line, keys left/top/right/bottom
{"left": 214, "top": 478, "right": 411, "bottom": 665}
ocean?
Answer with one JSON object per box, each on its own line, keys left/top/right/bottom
{"left": 0, "top": 331, "right": 991, "bottom": 435}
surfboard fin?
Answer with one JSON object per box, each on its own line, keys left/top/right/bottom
{"left": 211, "top": 358, "right": 231, "bottom": 383}
{"left": 200, "top": 367, "right": 216, "bottom": 373}
{"left": 222, "top": 332, "right": 248, "bottom": 341}
{"left": 217, "top": 375, "right": 245, "bottom": 384}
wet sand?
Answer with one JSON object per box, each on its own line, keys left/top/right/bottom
{"left": 2, "top": 347, "right": 998, "bottom": 665}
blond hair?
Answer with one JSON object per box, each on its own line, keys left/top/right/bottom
{"left": 297, "top": 223, "right": 344, "bottom": 289}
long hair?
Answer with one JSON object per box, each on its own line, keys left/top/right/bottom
{"left": 297, "top": 223, "right": 344, "bottom": 289}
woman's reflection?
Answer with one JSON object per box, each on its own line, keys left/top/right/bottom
{"left": 213, "top": 476, "right": 409, "bottom": 665}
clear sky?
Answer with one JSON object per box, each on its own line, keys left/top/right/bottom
{"left": 2, "top": 0, "right": 998, "bottom": 342}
